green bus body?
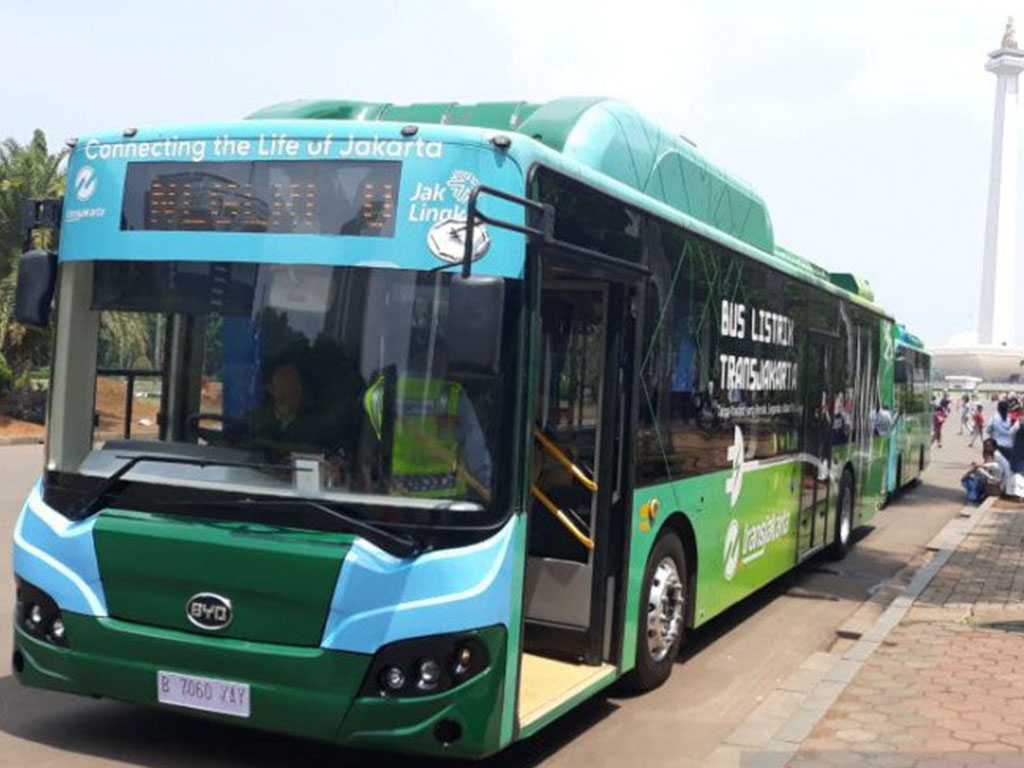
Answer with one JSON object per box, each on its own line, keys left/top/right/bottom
{"left": 12, "top": 98, "right": 926, "bottom": 757}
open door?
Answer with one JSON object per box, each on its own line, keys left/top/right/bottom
{"left": 518, "top": 265, "right": 637, "bottom": 729}
{"left": 449, "top": 181, "right": 649, "bottom": 731}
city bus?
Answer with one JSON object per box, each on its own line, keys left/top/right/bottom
{"left": 888, "top": 326, "right": 932, "bottom": 496}
{"left": 13, "top": 97, "right": 899, "bottom": 758}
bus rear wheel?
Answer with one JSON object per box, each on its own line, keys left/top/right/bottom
{"left": 828, "top": 471, "right": 854, "bottom": 560}
{"left": 627, "top": 532, "right": 686, "bottom": 691}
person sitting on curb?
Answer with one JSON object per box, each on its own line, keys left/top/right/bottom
{"left": 961, "top": 437, "right": 1010, "bottom": 504}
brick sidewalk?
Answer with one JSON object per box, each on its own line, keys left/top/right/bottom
{"left": 788, "top": 499, "right": 1024, "bottom": 767}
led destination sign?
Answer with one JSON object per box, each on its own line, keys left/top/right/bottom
{"left": 120, "top": 160, "right": 399, "bottom": 237}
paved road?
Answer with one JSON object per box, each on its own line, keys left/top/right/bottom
{"left": 0, "top": 437, "right": 972, "bottom": 767}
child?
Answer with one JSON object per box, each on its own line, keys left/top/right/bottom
{"left": 969, "top": 404, "right": 985, "bottom": 447}
{"left": 932, "top": 404, "right": 947, "bottom": 448}
{"left": 961, "top": 438, "right": 1009, "bottom": 503}
{"left": 959, "top": 395, "right": 971, "bottom": 435}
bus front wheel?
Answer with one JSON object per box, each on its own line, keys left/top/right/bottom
{"left": 627, "top": 532, "right": 687, "bottom": 691}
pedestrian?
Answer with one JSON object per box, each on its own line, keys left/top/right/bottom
{"left": 969, "top": 403, "right": 986, "bottom": 447}
{"left": 985, "top": 399, "right": 1019, "bottom": 460}
{"left": 932, "top": 403, "right": 947, "bottom": 448}
{"left": 958, "top": 394, "right": 971, "bottom": 435}
{"left": 1009, "top": 423, "right": 1024, "bottom": 499}
{"left": 961, "top": 437, "right": 1009, "bottom": 503}
{"left": 1011, "top": 396, "right": 1023, "bottom": 422}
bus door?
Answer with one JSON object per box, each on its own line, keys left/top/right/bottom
{"left": 524, "top": 273, "right": 635, "bottom": 666}
{"left": 798, "top": 331, "right": 834, "bottom": 559}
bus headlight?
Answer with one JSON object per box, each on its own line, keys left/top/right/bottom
{"left": 15, "top": 578, "right": 69, "bottom": 648}
{"left": 360, "top": 631, "right": 491, "bottom": 699}
{"left": 380, "top": 665, "right": 406, "bottom": 693}
{"left": 416, "top": 658, "right": 442, "bottom": 691}
{"left": 50, "top": 618, "right": 67, "bottom": 642}
{"left": 453, "top": 644, "right": 473, "bottom": 674}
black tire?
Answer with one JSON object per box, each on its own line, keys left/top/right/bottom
{"left": 828, "top": 470, "right": 855, "bottom": 560}
{"left": 624, "top": 532, "right": 687, "bottom": 692}
{"left": 895, "top": 454, "right": 903, "bottom": 491}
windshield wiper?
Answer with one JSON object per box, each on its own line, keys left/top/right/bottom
{"left": 75, "top": 454, "right": 422, "bottom": 557}
{"left": 154, "top": 497, "right": 423, "bottom": 558}
{"left": 74, "top": 454, "right": 300, "bottom": 519}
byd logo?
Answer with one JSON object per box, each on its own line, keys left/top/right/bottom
{"left": 186, "top": 593, "right": 233, "bottom": 630}
{"left": 74, "top": 165, "right": 97, "bottom": 202}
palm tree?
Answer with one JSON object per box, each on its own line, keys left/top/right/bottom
{"left": 0, "top": 130, "right": 67, "bottom": 371}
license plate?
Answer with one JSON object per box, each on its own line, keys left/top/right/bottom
{"left": 157, "top": 671, "right": 250, "bottom": 718}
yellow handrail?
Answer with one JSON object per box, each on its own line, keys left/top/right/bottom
{"left": 532, "top": 426, "right": 598, "bottom": 492}
{"left": 530, "top": 484, "right": 595, "bottom": 551}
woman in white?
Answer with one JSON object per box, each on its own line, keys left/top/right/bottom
{"left": 985, "top": 400, "right": 1019, "bottom": 460}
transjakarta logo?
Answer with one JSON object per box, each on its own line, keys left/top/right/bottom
{"left": 74, "top": 165, "right": 97, "bottom": 202}
{"left": 723, "top": 512, "right": 790, "bottom": 581}
{"left": 723, "top": 519, "right": 741, "bottom": 580}
{"left": 725, "top": 425, "right": 745, "bottom": 507}
{"left": 66, "top": 164, "right": 106, "bottom": 223}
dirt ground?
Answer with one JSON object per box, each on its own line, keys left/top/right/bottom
{"left": 93, "top": 377, "right": 162, "bottom": 437}
{"left": 0, "top": 377, "right": 224, "bottom": 440}
{"left": 0, "top": 415, "right": 44, "bottom": 439}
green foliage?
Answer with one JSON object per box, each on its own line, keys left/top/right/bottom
{"left": 0, "top": 129, "right": 67, "bottom": 373}
{"left": 0, "top": 350, "right": 12, "bottom": 397}
{"left": 98, "top": 311, "right": 153, "bottom": 369}
{"left": 203, "top": 314, "right": 223, "bottom": 376}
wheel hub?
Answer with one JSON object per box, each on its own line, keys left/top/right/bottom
{"left": 646, "top": 557, "right": 684, "bottom": 662}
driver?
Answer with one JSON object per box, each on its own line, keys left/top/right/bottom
{"left": 247, "top": 360, "right": 324, "bottom": 451}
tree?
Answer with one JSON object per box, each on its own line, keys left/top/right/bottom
{"left": 0, "top": 130, "right": 67, "bottom": 373}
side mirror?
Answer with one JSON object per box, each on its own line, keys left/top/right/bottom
{"left": 447, "top": 275, "right": 505, "bottom": 375}
{"left": 14, "top": 249, "right": 58, "bottom": 328}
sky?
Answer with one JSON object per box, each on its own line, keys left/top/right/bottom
{"left": 3, "top": 0, "right": 1022, "bottom": 348}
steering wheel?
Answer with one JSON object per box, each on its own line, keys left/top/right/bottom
{"left": 187, "top": 413, "right": 249, "bottom": 445}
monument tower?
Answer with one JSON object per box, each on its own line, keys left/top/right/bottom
{"left": 933, "top": 19, "right": 1024, "bottom": 382}
{"left": 979, "top": 17, "right": 1024, "bottom": 347}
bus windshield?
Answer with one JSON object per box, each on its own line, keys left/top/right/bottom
{"left": 50, "top": 260, "right": 519, "bottom": 522}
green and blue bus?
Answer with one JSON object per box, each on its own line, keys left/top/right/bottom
{"left": 888, "top": 326, "right": 932, "bottom": 496}
{"left": 13, "top": 98, "right": 918, "bottom": 758}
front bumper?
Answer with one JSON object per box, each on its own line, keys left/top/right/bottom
{"left": 14, "top": 614, "right": 507, "bottom": 758}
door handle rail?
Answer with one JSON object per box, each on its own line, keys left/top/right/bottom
{"left": 530, "top": 484, "right": 595, "bottom": 551}
{"left": 532, "top": 426, "right": 598, "bottom": 492}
